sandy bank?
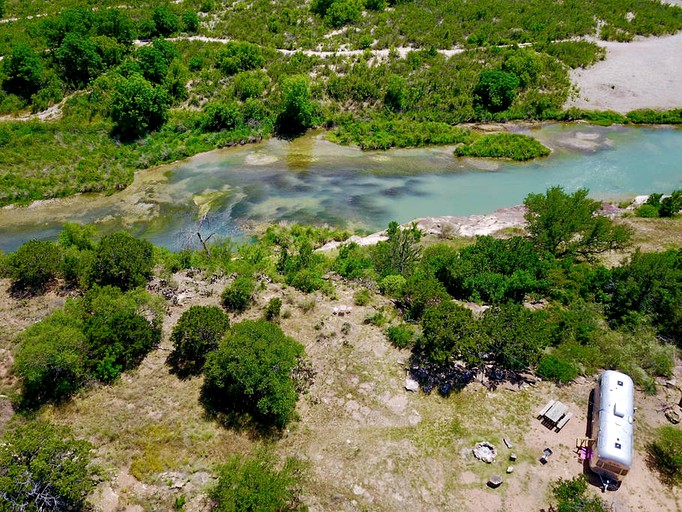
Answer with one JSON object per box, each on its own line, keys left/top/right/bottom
{"left": 566, "top": 31, "right": 682, "bottom": 113}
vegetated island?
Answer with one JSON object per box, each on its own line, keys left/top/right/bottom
{"left": 1, "top": 0, "right": 682, "bottom": 205}
{"left": 1, "top": 186, "right": 681, "bottom": 511}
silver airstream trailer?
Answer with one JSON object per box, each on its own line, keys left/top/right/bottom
{"left": 589, "top": 370, "right": 635, "bottom": 490}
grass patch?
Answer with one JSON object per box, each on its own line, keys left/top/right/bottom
{"left": 330, "top": 119, "right": 472, "bottom": 150}
{"left": 454, "top": 133, "right": 550, "bottom": 161}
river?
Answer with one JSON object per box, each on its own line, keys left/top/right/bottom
{"left": 1, "top": 123, "right": 681, "bottom": 252}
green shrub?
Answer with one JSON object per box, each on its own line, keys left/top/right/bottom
{"left": 6, "top": 239, "right": 62, "bottom": 292}
{"left": 265, "top": 297, "right": 283, "bottom": 320}
{"left": 636, "top": 203, "right": 660, "bottom": 218}
{"left": 455, "top": 133, "right": 550, "bottom": 161}
{"left": 216, "top": 42, "right": 264, "bottom": 75}
{"left": 211, "top": 451, "right": 305, "bottom": 511}
{"left": 151, "top": 6, "right": 180, "bottom": 37}
{"left": 550, "top": 475, "right": 608, "bottom": 511}
{"left": 648, "top": 426, "right": 682, "bottom": 486}
{"left": 167, "top": 306, "right": 231, "bottom": 378}
{"left": 13, "top": 310, "right": 88, "bottom": 406}
{"left": 333, "top": 242, "right": 374, "bottom": 280}
{"left": 379, "top": 274, "right": 406, "bottom": 298}
{"left": 353, "top": 289, "right": 371, "bottom": 306}
{"left": 200, "top": 102, "right": 242, "bottom": 132}
{"left": 417, "top": 301, "right": 475, "bottom": 365}
{"left": 89, "top": 231, "right": 155, "bottom": 291}
{"left": 473, "top": 69, "right": 520, "bottom": 113}
{"left": 287, "top": 269, "right": 325, "bottom": 293}
{"left": 80, "top": 286, "right": 162, "bottom": 380}
{"left": 182, "top": 11, "right": 200, "bottom": 33}
{"left": 0, "top": 421, "right": 94, "bottom": 512}
{"left": 386, "top": 324, "right": 414, "bottom": 349}
{"left": 221, "top": 275, "right": 255, "bottom": 312}
{"left": 536, "top": 354, "right": 578, "bottom": 384}
{"left": 110, "top": 72, "right": 170, "bottom": 140}
{"left": 201, "top": 319, "right": 304, "bottom": 427}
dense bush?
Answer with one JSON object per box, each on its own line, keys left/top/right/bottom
{"left": 201, "top": 320, "right": 305, "bottom": 427}
{"left": 13, "top": 310, "right": 88, "bottom": 406}
{"left": 473, "top": 69, "right": 519, "bottom": 113}
{"left": 276, "top": 75, "right": 319, "bottom": 134}
{"left": 221, "top": 275, "right": 255, "bottom": 312}
{"left": 536, "top": 354, "right": 578, "bottom": 384}
{"left": 647, "top": 426, "right": 682, "bottom": 486}
{"left": 0, "top": 421, "right": 94, "bottom": 512}
{"left": 417, "top": 301, "right": 475, "bottom": 364}
{"left": 200, "top": 102, "right": 242, "bottom": 132}
{"left": 600, "top": 249, "right": 682, "bottom": 344}
{"left": 372, "top": 222, "right": 422, "bottom": 278}
{"left": 2, "top": 44, "right": 44, "bottom": 99}
{"left": 167, "top": 305, "right": 231, "bottom": 378}
{"left": 550, "top": 475, "right": 608, "bottom": 511}
{"left": 78, "top": 286, "right": 162, "bottom": 381}
{"left": 89, "top": 231, "right": 154, "bottom": 291}
{"left": 5, "top": 239, "right": 62, "bottom": 292}
{"left": 386, "top": 324, "right": 415, "bottom": 349}
{"left": 151, "top": 5, "right": 180, "bottom": 37}
{"left": 216, "top": 42, "right": 265, "bottom": 75}
{"left": 110, "top": 72, "right": 170, "bottom": 140}
{"left": 211, "top": 452, "right": 305, "bottom": 511}
{"left": 265, "top": 297, "right": 283, "bottom": 320}
{"left": 454, "top": 133, "right": 550, "bottom": 161}
{"left": 333, "top": 242, "right": 374, "bottom": 280}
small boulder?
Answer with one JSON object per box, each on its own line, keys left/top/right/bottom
{"left": 405, "top": 375, "right": 420, "bottom": 392}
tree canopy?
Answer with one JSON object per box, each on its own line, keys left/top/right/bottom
{"left": 524, "top": 186, "right": 632, "bottom": 260}
{"left": 0, "top": 421, "right": 94, "bottom": 512}
{"left": 202, "top": 319, "right": 305, "bottom": 428}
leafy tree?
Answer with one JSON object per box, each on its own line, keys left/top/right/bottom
{"left": 324, "top": 0, "right": 364, "bottom": 28}
{"left": 13, "top": 310, "right": 88, "bottom": 406}
{"left": 202, "top": 320, "right": 305, "bottom": 427}
{"left": 0, "top": 421, "right": 94, "bottom": 512}
{"left": 137, "top": 45, "right": 170, "bottom": 83}
{"left": 265, "top": 297, "right": 283, "bottom": 321}
{"left": 77, "top": 286, "right": 162, "bottom": 381}
{"left": 482, "top": 304, "right": 550, "bottom": 371}
{"left": 473, "top": 69, "right": 519, "bottom": 112}
{"left": 438, "top": 236, "right": 550, "bottom": 303}
{"left": 648, "top": 426, "right": 682, "bottom": 486}
{"left": 660, "top": 189, "right": 682, "bottom": 217}
{"left": 276, "top": 75, "right": 319, "bottom": 134}
{"left": 94, "top": 8, "right": 135, "bottom": 45}
{"left": 182, "top": 11, "right": 200, "bottom": 33}
{"left": 151, "top": 5, "right": 180, "bottom": 37}
{"left": 5, "top": 239, "right": 61, "bottom": 292}
{"left": 221, "top": 275, "right": 255, "bottom": 312}
{"left": 601, "top": 249, "right": 682, "bottom": 343}
{"left": 110, "top": 72, "right": 170, "bottom": 140}
{"left": 233, "top": 71, "right": 268, "bottom": 100}
{"left": 55, "top": 33, "right": 103, "bottom": 88}
{"left": 167, "top": 306, "right": 230, "bottom": 378}
{"left": 399, "top": 272, "right": 450, "bottom": 320}
{"left": 43, "top": 7, "right": 94, "bottom": 50}
{"left": 536, "top": 354, "right": 578, "bottom": 384}
{"left": 333, "top": 242, "right": 374, "bottom": 280}
{"left": 551, "top": 476, "right": 608, "bottom": 512}
{"left": 216, "top": 42, "right": 264, "bottom": 75}
{"left": 372, "top": 221, "right": 422, "bottom": 277}
{"left": 524, "top": 186, "right": 632, "bottom": 260}
{"left": 502, "top": 49, "right": 542, "bottom": 88}
{"left": 92, "top": 35, "right": 127, "bottom": 68}
{"left": 418, "top": 301, "right": 475, "bottom": 364}
{"left": 89, "top": 231, "right": 154, "bottom": 290}
{"left": 384, "top": 74, "right": 407, "bottom": 112}
{"left": 200, "top": 102, "right": 242, "bottom": 132}
{"left": 2, "top": 45, "right": 44, "bottom": 99}
{"left": 211, "top": 451, "right": 305, "bottom": 512}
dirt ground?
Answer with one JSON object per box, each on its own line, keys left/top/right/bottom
{"left": 565, "top": 32, "right": 682, "bottom": 113}
{"left": 1, "top": 267, "right": 681, "bottom": 512}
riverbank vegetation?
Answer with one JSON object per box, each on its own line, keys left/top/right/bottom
{"left": 1, "top": 186, "right": 680, "bottom": 508}
{"left": 1, "top": 1, "right": 682, "bottom": 205}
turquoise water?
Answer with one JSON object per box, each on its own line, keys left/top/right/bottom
{"left": 1, "top": 124, "right": 681, "bottom": 252}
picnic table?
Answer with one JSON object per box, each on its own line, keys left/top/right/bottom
{"left": 537, "top": 400, "right": 573, "bottom": 431}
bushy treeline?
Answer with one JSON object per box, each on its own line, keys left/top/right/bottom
{"left": 208, "top": 0, "right": 682, "bottom": 50}
{"left": 2, "top": 1, "right": 681, "bottom": 205}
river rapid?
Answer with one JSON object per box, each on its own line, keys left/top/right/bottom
{"left": 1, "top": 123, "right": 681, "bottom": 252}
